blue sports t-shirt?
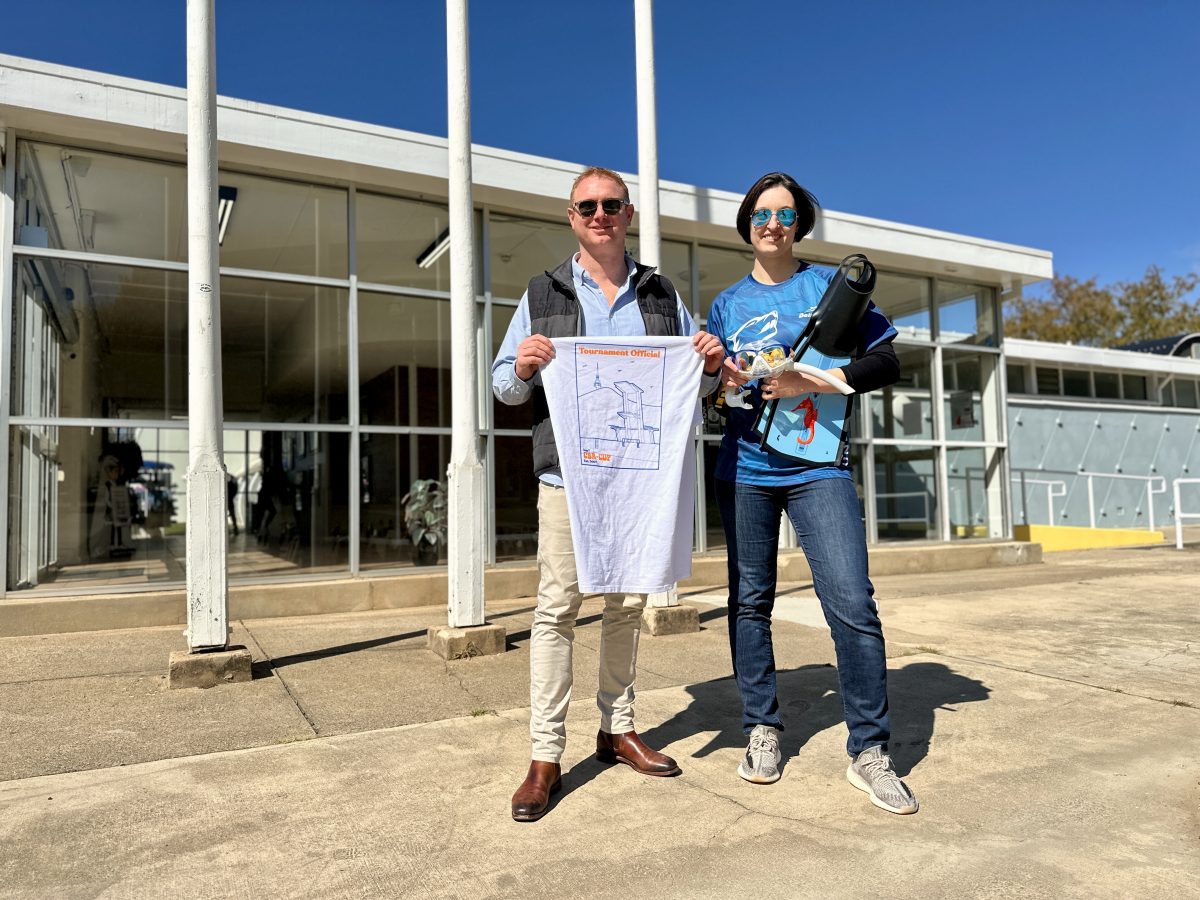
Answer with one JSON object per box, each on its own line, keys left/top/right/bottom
{"left": 707, "top": 263, "right": 898, "bottom": 486}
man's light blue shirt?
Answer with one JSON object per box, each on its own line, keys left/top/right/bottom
{"left": 492, "top": 252, "right": 717, "bottom": 485}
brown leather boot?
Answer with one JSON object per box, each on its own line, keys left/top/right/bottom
{"left": 596, "top": 730, "right": 681, "bottom": 776}
{"left": 511, "top": 760, "right": 562, "bottom": 822}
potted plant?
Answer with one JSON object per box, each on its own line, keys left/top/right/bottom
{"left": 402, "top": 479, "right": 447, "bottom": 566}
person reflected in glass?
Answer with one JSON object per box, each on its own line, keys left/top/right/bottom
{"left": 706, "top": 172, "right": 918, "bottom": 814}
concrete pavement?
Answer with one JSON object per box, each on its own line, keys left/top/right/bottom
{"left": 1, "top": 542, "right": 1198, "bottom": 898}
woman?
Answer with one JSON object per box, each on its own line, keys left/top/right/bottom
{"left": 706, "top": 172, "right": 917, "bottom": 815}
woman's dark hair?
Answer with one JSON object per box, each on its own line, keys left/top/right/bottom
{"left": 735, "top": 172, "right": 820, "bottom": 245}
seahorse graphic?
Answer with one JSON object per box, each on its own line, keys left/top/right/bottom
{"left": 729, "top": 311, "right": 779, "bottom": 352}
{"left": 791, "top": 396, "right": 817, "bottom": 445}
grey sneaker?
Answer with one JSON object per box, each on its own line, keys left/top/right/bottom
{"left": 737, "top": 725, "right": 781, "bottom": 784}
{"left": 846, "top": 746, "right": 918, "bottom": 814}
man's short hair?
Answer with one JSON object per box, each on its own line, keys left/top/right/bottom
{"left": 570, "top": 166, "right": 630, "bottom": 202}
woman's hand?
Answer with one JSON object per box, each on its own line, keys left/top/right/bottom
{"left": 760, "top": 367, "right": 846, "bottom": 400}
{"left": 721, "top": 357, "right": 751, "bottom": 389}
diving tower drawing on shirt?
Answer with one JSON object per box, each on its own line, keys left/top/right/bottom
{"left": 575, "top": 342, "right": 666, "bottom": 470}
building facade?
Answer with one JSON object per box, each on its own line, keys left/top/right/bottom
{"left": 1004, "top": 338, "right": 1200, "bottom": 532}
{"left": 1, "top": 55, "right": 1065, "bottom": 601}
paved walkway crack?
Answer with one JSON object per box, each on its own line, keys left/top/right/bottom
{"left": 442, "top": 661, "right": 488, "bottom": 709}
{"left": 0, "top": 669, "right": 164, "bottom": 687}
{"left": 1140, "top": 642, "right": 1195, "bottom": 668}
{"left": 240, "top": 621, "right": 321, "bottom": 737}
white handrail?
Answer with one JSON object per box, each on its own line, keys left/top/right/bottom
{"left": 1012, "top": 468, "right": 1167, "bottom": 531}
{"left": 1173, "top": 478, "right": 1200, "bottom": 550}
{"left": 1010, "top": 473, "right": 1067, "bottom": 525}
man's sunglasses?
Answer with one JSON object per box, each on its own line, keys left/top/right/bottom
{"left": 572, "top": 198, "right": 630, "bottom": 218}
{"left": 750, "top": 207, "right": 798, "bottom": 228}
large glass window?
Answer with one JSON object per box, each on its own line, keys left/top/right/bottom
{"left": 697, "top": 244, "right": 753, "bottom": 320}
{"left": 871, "top": 344, "right": 934, "bottom": 440}
{"left": 946, "top": 447, "right": 1004, "bottom": 539}
{"left": 492, "top": 435, "right": 539, "bottom": 562}
{"left": 357, "top": 193, "right": 460, "bottom": 292}
{"left": 11, "top": 259, "right": 187, "bottom": 420}
{"left": 8, "top": 138, "right": 1028, "bottom": 587}
{"left": 936, "top": 280, "right": 996, "bottom": 346}
{"left": 626, "top": 238, "right": 693, "bottom": 311}
{"left": 943, "top": 350, "right": 1001, "bottom": 442}
{"left": 489, "top": 214, "right": 578, "bottom": 300}
{"left": 490, "top": 302, "right": 533, "bottom": 431}
{"left": 360, "top": 432, "right": 450, "bottom": 570}
{"left": 876, "top": 272, "right": 931, "bottom": 341}
{"left": 874, "top": 445, "right": 938, "bottom": 540}
{"left": 662, "top": 240, "right": 694, "bottom": 311}
{"left": 13, "top": 143, "right": 349, "bottom": 278}
{"left": 14, "top": 142, "right": 186, "bottom": 261}
{"left": 359, "top": 291, "right": 451, "bottom": 428}
{"left": 216, "top": 172, "right": 347, "bottom": 278}
{"left": 221, "top": 277, "right": 349, "bottom": 423}
{"left": 8, "top": 424, "right": 187, "bottom": 592}
{"left": 702, "top": 440, "right": 726, "bottom": 551}
{"left": 237, "top": 430, "right": 351, "bottom": 576}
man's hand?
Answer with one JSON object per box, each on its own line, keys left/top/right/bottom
{"left": 515, "top": 334, "right": 555, "bottom": 381}
{"left": 761, "top": 368, "right": 847, "bottom": 400}
{"left": 693, "top": 331, "right": 725, "bottom": 375}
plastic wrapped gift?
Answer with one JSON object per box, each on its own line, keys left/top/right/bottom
{"left": 734, "top": 345, "right": 790, "bottom": 378}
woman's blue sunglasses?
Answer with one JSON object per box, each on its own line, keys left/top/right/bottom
{"left": 750, "top": 207, "right": 798, "bottom": 228}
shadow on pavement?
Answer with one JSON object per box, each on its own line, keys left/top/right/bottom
{"left": 250, "top": 604, "right": 538, "bottom": 676}
{"left": 254, "top": 630, "right": 429, "bottom": 675}
{"left": 630, "top": 661, "right": 991, "bottom": 778}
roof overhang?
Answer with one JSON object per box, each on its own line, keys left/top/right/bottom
{"left": 0, "top": 54, "right": 1053, "bottom": 289}
{"left": 1006, "top": 338, "right": 1200, "bottom": 375}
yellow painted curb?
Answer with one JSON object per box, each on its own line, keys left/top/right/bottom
{"left": 1014, "top": 524, "right": 1165, "bottom": 552}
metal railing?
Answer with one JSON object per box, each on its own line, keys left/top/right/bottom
{"left": 1173, "top": 478, "right": 1200, "bottom": 549}
{"left": 1011, "top": 468, "right": 1167, "bottom": 531}
{"left": 1011, "top": 472, "right": 1067, "bottom": 526}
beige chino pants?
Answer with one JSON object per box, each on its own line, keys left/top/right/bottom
{"left": 530, "top": 483, "right": 646, "bottom": 763}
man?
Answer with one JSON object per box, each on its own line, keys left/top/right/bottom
{"left": 493, "top": 166, "right": 723, "bottom": 821}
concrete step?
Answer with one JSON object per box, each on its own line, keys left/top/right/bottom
{"left": 0, "top": 540, "right": 1041, "bottom": 637}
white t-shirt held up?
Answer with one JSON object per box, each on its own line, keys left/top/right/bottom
{"left": 539, "top": 336, "right": 703, "bottom": 594}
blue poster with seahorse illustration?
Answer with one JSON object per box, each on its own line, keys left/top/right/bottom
{"left": 756, "top": 345, "right": 854, "bottom": 464}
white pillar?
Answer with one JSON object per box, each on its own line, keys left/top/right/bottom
{"left": 184, "top": 0, "right": 229, "bottom": 649}
{"left": 635, "top": 0, "right": 676, "bottom": 607}
{"left": 0, "top": 127, "right": 17, "bottom": 600}
{"left": 445, "top": 0, "right": 486, "bottom": 627}
{"left": 634, "top": 0, "right": 661, "bottom": 269}
{"left": 635, "top": 0, "right": 675, "bottom": 608}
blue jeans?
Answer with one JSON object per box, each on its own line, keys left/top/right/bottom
{"left": 716, "top": 476, "right": 890, "bottom": 756}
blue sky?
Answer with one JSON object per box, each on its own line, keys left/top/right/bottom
{"left": 4, "top": 1, "right": 1198, "bottom": 291}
